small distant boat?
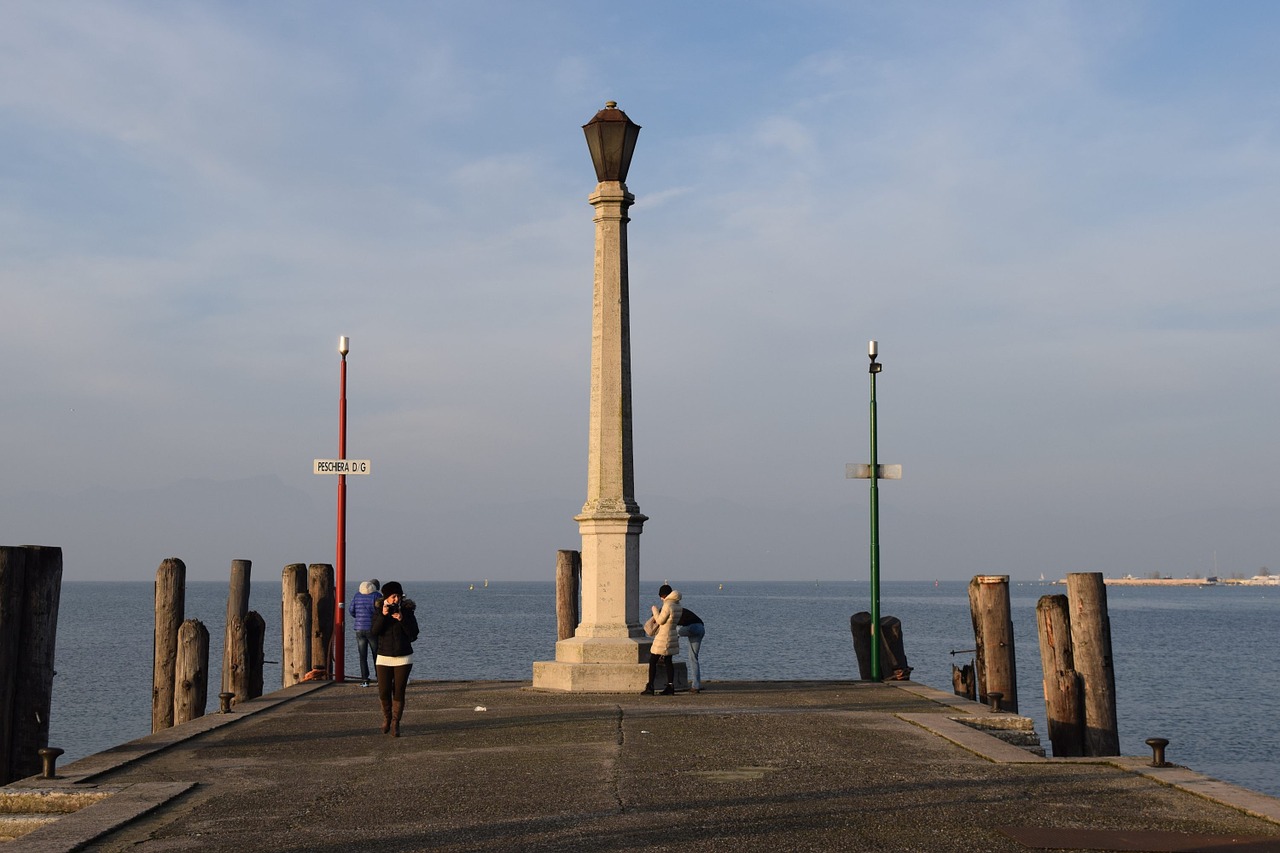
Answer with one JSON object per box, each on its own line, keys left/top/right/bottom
{"left": 468, "top": 584, "right": 474, "bottom": 591}
{"left": 484, "top": 579, "right": 489, "bottom": 588}
{"left": 718, "top": 583, "right": 724, "bottom": 591}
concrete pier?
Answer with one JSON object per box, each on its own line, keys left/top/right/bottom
{"left": 6, "top": 680, "right": 1280, "bottom": 852}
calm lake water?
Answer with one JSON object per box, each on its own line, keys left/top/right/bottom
{"left": 47, "top": 579, "right": 1280, "bottom": 798}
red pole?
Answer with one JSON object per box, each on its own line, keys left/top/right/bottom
{"left": 335, "top": 337, "right": 349, "bottom": 681}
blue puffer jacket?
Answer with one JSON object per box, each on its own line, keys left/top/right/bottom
{"left": 350, "top": 587, "right": 379, "bottom": 632}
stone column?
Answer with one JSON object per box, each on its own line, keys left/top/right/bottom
{"left": 534, "top": 106, "right": 650, "bottom": 691}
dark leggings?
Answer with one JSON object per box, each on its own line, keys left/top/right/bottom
{"left": 648, "top": 654, "right": 674, "bottom": 688}
{"left": 377, "top": 663, "right": 413, "bottom": 704}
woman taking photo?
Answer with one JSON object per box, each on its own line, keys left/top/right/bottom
{"left": 370, "top": 581, "right": 419, "bottom": 737}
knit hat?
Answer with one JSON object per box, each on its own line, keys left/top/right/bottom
{"left": 381, "top": 581, "right": 404, "bottom": 598}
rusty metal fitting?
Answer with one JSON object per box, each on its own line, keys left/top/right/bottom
{"left": 218, "top": 692, "right": 236, "bottom": 714}
{"left": 38, "top": 747, "right": 64, "bottom": 779}
{"left": 1145, "top": 737, "right": 1170, "bottom": 767}
{"left": 987, "top": 692, "right": 1003, "bottom": 712}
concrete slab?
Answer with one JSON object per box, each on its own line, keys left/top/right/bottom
{"left": 5, "top": 680, "right": 1279, "bottom": 853}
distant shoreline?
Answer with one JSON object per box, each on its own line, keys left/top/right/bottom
{"left": 1051, "top": 576, "right": 1280, "bottom": 587}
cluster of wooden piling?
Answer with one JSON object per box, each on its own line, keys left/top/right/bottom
{"left": 1037, "top": 574, "right": 1119, "bottom": 756}
{"left": 280, "top": 563, "right": 335, "bottom": 685}
{"left": 849, "top": 613, "right": 911, "bottom": 680}
{"left": 0, "top": 546, "right": 62, "bottom": 785}
{"left": 960, "top": 572, "right": 1119, "bottom": 757}
{"left": 153, "top": 558, "right": 340, "bottom": 733}
{"left": 152, "top": 558, "right": 341, "bottom": 733}
{"left": 224, "top": 560, "right": 265, "bottom": 707}
{"left": 152, "top": 558, "right": 265, "bottom": 732}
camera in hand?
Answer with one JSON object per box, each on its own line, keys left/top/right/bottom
{"left": 386, "top": 601, "right": 400, "bottom": 614}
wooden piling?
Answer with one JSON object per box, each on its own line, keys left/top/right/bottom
{"left": 152, "top": 558, "right": 186, "bottom": 733}
{"left": 849, "top": 613, "right": 910, "bottom": 680}
{"left": 174, "top": 619, "right": 209, "bottom": 725}
{"left": 1036, "top": 594, "right": 1084, "bottom": 756}
{"left": 222, "top": 560, "right": 252, "bottom": 698}
{"left": 281, "top": 564, "right": 307, "bottom": 687}
{"left": 0, "top": 546, "right": 28, "bottom": 784}
{"left": 556, "top": 550, "right": 581, "bottom": 641}
{"left": 245, "top": 611, "right": 266, "bottom": 700}
{"left": 951, "top": 662, "right": 976, "bottom": 700}
{"left": 284, "top": 590, "right": 313, "bottom": 686}
{"left": 968, "top": 575, "right": 1018, "bottom": 712}
{"left": 3, "top": 546, "right": 62, "bottom": 783}
{"left": 307, "top": 564, "right": 334, "bottom": 677}
{"left": 1067, "top": 572, "right": 1119, "bottom": 756}
{"left": 226, "top": 615, "right": 249, "bottom": 707}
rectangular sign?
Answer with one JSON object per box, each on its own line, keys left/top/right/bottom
{"left": 313, "top": 459, "right": 372, "bottom": 475}
{"left": 845, "top": 463, "right": 902, "bottom": 480}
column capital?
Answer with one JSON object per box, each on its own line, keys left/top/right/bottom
{"left": 588, "top": 181, "right": 634, "bottom": 208}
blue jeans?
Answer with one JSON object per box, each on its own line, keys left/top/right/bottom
{"left": 677, "top": 623, "right": 705, "bottom": 688}
{"left": 355, "top": 630, "right": 375, "bottom": 681}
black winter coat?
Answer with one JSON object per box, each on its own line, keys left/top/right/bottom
{"left": 370, "top": 597, "right": 420, "bottom": 657}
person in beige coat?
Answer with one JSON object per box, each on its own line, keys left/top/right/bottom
{"left": 642, "top": 585, "right": 682, "bottom": 695}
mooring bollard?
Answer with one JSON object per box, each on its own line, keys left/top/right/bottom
{"left": 1146, "top": 737, "right": 1170, "bottom": 767}
{"left": 218, "top": 692, "right": 235, "bottom": 714}
{"left": 988, "top": 691, "right": 1004, "bottom": 712}
{"left": 38, "top": 747, "right": 64, "bottom": 779}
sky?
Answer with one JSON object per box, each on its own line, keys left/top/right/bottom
{"left": 2, "top": 2, "right": 1278, "bottom": 584}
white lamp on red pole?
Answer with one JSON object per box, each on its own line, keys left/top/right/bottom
{"left": 335, "top": 334, "right": 349, "bottom": 681}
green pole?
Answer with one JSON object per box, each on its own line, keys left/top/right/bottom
{"left": 868, "top": 341, "right": 882, "bottom": 682}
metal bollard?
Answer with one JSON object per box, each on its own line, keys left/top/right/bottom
{"left": 38, "top": 747, "right": 64, "bottom": 779}
{"left": 987, "top": 691, "right": 1003, "bottom": 712}
{"left": 1145, "top": 737, "right": 1170, "bottom": 767}
{"left": 218, "top": 692, "right": 236, "bottom": 714}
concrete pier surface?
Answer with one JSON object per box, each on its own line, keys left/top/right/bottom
{"left": 7, "top": 680, "right": 1280, "bottom": 852}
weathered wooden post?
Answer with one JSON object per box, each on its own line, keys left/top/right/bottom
{"left": 1067, "top": 572, "right": 1119, "bottom": 756}
{"left": 951, "top": 662, "right": 976, "bottom": 700}
{"left": 308, "top": 563, "right": 334, "bottom": 677}
{"left": 0, "top": 546, "right": 27, "bottom": 784}
{"left": 281, "top": 564, "right": 307, "bottom": 686}
{"left": 227, "top": 615, "right": 249, "bottom": 707}
{"left": 850, "top": 613, "right": 912, "bottom": 680}
{"left": 245, "top": 611, "right": 265, "bottom": 699}
{"left": 968, "top": 575, "right": 1018, "bottom": 712}
{"left": 222, "top": 560, "right": 252, "bottom": 699}
{"left": 174, "top": 619, "right": 209, "bottom": 725}
{"left": 555, "top": 550, "right": 581, "bottom": 641}
{"left": 1, "top": 546, "right": 62, "bottom": 783}
{"left": 283, "top": 587, "right": 313, "bottom": 686}
{"left": 1036, "top": 594, "right": 1084, "bottom": 756}
{"left": 152, "top": 558, "right": 186, "bottom": 733}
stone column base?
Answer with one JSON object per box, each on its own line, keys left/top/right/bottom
{"left": 532, "top": 635, "right": 644, "bottom": 692}
{"left": 531, "top": 660, "right": 650, "bottom": 692}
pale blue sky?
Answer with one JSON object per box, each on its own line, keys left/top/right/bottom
{"left": 2, "top": 2, "right": 1278, "bottom": 581}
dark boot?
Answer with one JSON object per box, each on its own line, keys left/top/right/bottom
{"left": 640, "top": 685, "right": 654, "bottom": 695}
{"left": 380, "top": 699, "right": 392, "bottom": 734}
{"left": 391, "top": 700, "right": 403, "bottom": 737}
{"left": 660, "top": 685, "right": 675, "bottom": 696}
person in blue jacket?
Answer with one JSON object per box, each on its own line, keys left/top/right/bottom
{"left": 350, "top": 579, "right": 380, "bottom": 687}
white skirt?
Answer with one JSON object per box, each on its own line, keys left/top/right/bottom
{"left": 376, "top": 653, "right": 413, "bottom": 667}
